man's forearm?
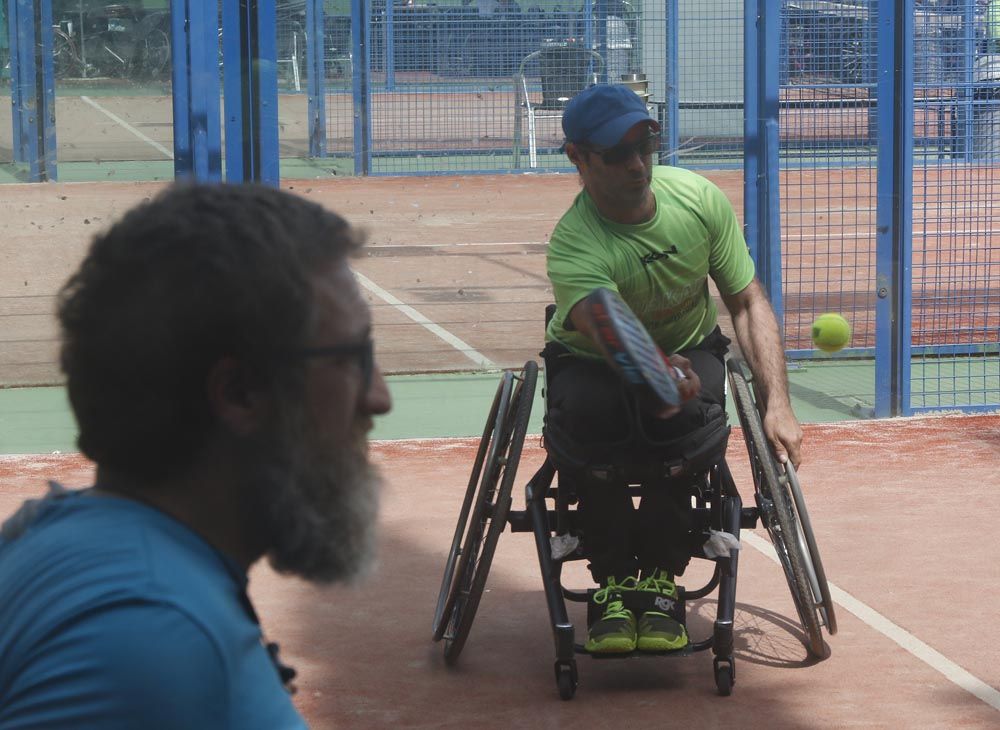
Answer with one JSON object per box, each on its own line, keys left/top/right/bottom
{"left": 729, "top": 293, "right": 792, "bottom": 413}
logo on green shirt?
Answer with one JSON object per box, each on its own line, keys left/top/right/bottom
{"left": 639, "top": 245, "right": 678, "bottom": 267}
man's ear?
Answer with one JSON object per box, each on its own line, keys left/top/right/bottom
{"left": 565, "top": 141, "right": 585, "bottom": 169}
{"left": 206, "top": 357, "right": 270, "bottom": 436}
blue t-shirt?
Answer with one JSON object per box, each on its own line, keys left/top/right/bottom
{"left": 0, "top": 488, "right": 307, "bottom": 730}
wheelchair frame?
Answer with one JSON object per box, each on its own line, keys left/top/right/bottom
{"left": 433, "top": 356, "right": 836, "bottom": 700}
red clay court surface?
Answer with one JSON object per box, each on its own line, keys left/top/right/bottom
{"left": 1, "top": 174, "right": 999, "bottom": 726}
{"left": 2, "top": 414, "right": 999, "bottom": 728}
{"left": 3, "top": 170, "right": 997, "bottom": 387}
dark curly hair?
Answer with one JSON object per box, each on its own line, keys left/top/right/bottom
{"left": 57, "top": 183, "right": 364, "bottom": 479}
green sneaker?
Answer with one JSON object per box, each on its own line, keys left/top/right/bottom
{"left": 585, "top": 576, "right": 638, "bottom": 654}
{"left": 636, "top": 569, "right": 688, "bottom": 652}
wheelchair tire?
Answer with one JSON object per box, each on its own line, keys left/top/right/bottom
{"left": 785, "top": 462, "right": 838, "bottom": 637}
{"left": 432, "top": 370, "right": 514, "bottom": 641}
{"left": 434, "top": 362, "right": 538, "bottom": 664}
{"left": 727, "top": 359, "right": 828, "bottom": 658}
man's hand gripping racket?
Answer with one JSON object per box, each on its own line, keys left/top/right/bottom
{"left": 582, "top": 288, "right": 700, "bottom": 418}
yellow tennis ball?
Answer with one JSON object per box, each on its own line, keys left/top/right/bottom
{"left": 811, "top": 313, "right": 852, "bottom": 353}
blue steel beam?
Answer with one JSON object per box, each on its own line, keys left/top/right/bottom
{"left": 874, "top": 0, "right": 913, "bottom": 417}
{"left": 222, "top": 0, "right": 279, "bottom": 185}
{"left": 665, "top": 0, "right": 678, "bottom": 167}
{"left": 743, "top": 0, "right": 760, "bottom": 276}
{"left": 9, "top": 0, "right": 56, "bottom": 181}
{"left": 750, "top": 0, "right": 782, "bottom": 323}
{"left": 306, "top": 0, "right": 326, "bottom": 157}
{"left": 351, "top": 0, "right": 371, "bottom": 175}
{"left": 171, "top": 0, "right": 222, "bottom": 182}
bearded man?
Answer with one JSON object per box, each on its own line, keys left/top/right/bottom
{"left": 0, "top": 184, "right": 391, "bottom": 728}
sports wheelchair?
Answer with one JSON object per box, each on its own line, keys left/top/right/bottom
{"left": 432, "top": 342, "right": 837, "bottom": 699}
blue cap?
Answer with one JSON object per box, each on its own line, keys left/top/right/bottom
{"left": 561, "top": 84, "right": 658, "bottom": 147}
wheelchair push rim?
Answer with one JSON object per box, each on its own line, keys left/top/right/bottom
{"left": 726, "top": 358, "right": 832, "bottom": 658}
{"left": 435, "top": 361, "right": 538, "bottom": 664}
{"left": 783, "top": 462, "right": 838, "bottom": 636}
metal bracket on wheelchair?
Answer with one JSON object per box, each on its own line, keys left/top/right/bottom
{"left": 740, "top": 507, "right": 759, "bottom": 528}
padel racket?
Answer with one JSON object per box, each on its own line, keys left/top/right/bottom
{"left": 582, "top": 287, "right": 682, "bottom": 414}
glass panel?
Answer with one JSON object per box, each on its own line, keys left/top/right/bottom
{"left": 48, "top": 0, "right": 175, "bottom": 183}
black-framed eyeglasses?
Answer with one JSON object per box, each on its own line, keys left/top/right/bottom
{"left": 285, "top": 339, "right": 374, "bottom": 392}
{"left": 582, "top": 133, "right": 660, "bottom": 165}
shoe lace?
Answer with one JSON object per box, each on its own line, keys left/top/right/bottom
{"left": 638, "top": 570, "right": 678, "bottom": 598}
{"left": 593, "top": 576, "right": 638, "bottom": 618}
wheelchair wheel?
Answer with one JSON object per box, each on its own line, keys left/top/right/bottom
{"left": 432, "top": 361, "right": 538, "bottom": 664}
{"left": 432, "top": 370, "right": 513, "bottom": 641}
{"left": 727, "top": 359, "right": 832, "bottom": 658}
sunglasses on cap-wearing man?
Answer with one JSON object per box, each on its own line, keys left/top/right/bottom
{"left": 578, "top": 133, "right": 660, "bottom": 166}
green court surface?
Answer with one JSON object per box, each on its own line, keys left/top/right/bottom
{"left": 0, "top": 361, "right": 878, "bottom": 455}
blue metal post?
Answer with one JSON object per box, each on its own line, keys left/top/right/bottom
{"left": 743, "top": 0, "right": 760, "bottom": 265}
{"left": 221, "top": 0, "right": 240, "bottom": 178}
{"left": 9, "top": 0, "right": 56, "bottom": 181}
{"left": 171, "top": 0, "right": 222, "bottom": 182}
{"left": 385, "top": 0, "right": 394, "bottom": 92}
{"left": 665, "top": 0, "right": 679, "bottom": 167}
{"left": 351, "top": 0, "right": 371, "bottom": 175}
{"left": 874, "top": 0, "right": 913, "bottom": 417}
{"left": 957, "top": 0, "right": 976, "bottom": 160}
{"left": 221, "top": 0, "right": 279, "bottom": 185}
{"left": 897, "top": 0, "right": 913, "bottom": 416}
{"left": 8, "top": 0, "right": 24, "bottom": 164}
{"left": 306, "top": 0, "right": 326, "bottom": 157}
{"left": 594, "top": 0, "right": 607, "bottom": 84}
{"left": 754, "top": 0, "right": 783, "bottom": 322}
{"left": 38, "top": 0, "right": 55, "bottom": 178}
{"left": 257, "top": 0, "right": 279, "bottom": 185}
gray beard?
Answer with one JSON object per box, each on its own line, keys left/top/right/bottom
{"left": 247, "top": 409, "right": 381, "bottom": 584}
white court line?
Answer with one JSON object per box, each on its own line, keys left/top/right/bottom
{"left": 80, "top": 96, "right": 174, "bottom": 160}
{"left": 354, "top": 272, "right": 496, "bottom": 369}
{"left": 742, "top": 530, "right": 1000, "bottom": 712}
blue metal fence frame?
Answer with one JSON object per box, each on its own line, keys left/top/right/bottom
{"left": 874, "top": 0, "right": 913, "bottom": 417}
{"left": 745, "top": 0, "right": 783, "bottom": 319}
{"left": 8, "top": 0, "right": 56, "bottom": 182}
{"left": 306, "top": 0, "right": 326, "bottom": 157}
{"left": 171, "top": 0, "right": 222, "bottom": 182}
{"left": 664, "top": 0, "right": 679, "bottom": 167}
{"left": 351, "top": 0, "right": 371, "bottom": 176}
{"left": 222, "top": 0, "right": 279, "bottom": 185}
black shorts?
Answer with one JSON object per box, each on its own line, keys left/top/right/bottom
{"left": 542, "top": 326, "right": 731, "bottom": 454}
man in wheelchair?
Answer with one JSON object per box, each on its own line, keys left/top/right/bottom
{"left": 543, "top": 83, "right": 802, "bottom": 655}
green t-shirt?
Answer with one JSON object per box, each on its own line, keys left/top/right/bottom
{"left": 546, "top": 165, "right": 755, "bottom": 358}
